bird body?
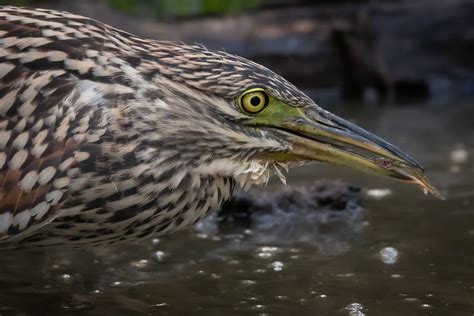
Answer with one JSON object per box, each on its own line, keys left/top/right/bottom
{"left": 0, "top": 6, "right": 439, "bottom": 250}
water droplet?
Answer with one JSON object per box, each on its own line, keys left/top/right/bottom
{"left": 421, "top": 303, "right": 432, "bottom": 308}
{"left": 345, "top": 302, "right": 365, "bottom": 316}
{"left": 252, "top": 304, "right": 265, "bottom": 311}
{"left": 450, "top": 145, "right": 468, "bottom": 164}
{"left": 196, "top": 233, "right": 208, "bottom": 239}
{"left": 391, "top": 274, "right": 404, "bottom": 278}
{"left": 366, "top": 188, "right": 392, "bottom": 199}
{"left": 151, "top": 238, "right": 160, "bottom": 245}
{"left": 241, "top": 280, "right": 256, "bottom": 286}
{"left": 154, "top": 251, "right": 166, "bottom": 261}
{"left": 259, "top": 246, "right": 279, "bottom": 252}
{"left": 150, "top": 302, "right": 168, "bottom": 307}
{"left": 257, "top": 252, "right": 273, "bottom": 259}
{"left": 62, "top": 300, "right": 95, "bottom": 312}
{"left": 379, "top": 247, "right": 398, "bottom": 264}
{"left": 59, "top": 273, "right": 73, "bottom": 282}
{"left": 130, "top": 259, "right": 149, "bottom": 268}
{"left": 270, "top": 261, "right": 284, "bottom": 271}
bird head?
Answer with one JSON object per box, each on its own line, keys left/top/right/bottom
{"left": 134, "top": 42, "right": 441, "bottom": 197}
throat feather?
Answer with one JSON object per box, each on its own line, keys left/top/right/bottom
{"left": 192, "top": 159, "right": 288, "bottom": 189}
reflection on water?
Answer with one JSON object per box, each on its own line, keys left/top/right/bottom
{"left": 0, "top": 102, "right": 473, "bottom": 315}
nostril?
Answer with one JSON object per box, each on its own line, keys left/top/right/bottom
{"left": 374, "top": 157, "right": 395, "bottom": 169}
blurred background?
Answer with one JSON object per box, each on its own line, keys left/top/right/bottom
{"left": 1, "top": 0, "right": 473, "bottom": 104}
{"left": 0, "top": 1, "right": 473, "bottom": 316}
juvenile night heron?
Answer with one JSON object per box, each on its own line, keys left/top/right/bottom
{"left": 0, "top": 6, "right": 440, "bottom": 250}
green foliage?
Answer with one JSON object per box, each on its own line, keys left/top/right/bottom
{"left": 108, "top": 0, "right": 262, "bottom": 18}
{"left": 0, "top": 0, "right": 34, "bottom": 5}
{"left": 107, "top": 0, "right": 138, "bottom": 13}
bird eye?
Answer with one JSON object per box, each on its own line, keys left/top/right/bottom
{"left": 239, "top": 89, "right": 269, "bottom": 114}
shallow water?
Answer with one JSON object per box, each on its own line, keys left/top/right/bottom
{"left": 0, "top": 102, "right": 473, "bottom": 316}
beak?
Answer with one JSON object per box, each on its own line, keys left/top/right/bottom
{"left": 252, "top": 105, "right": 443, "bottom": 199}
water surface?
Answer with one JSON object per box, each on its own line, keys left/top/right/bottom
{"left": 0, "top": 102, "right": 473, "bottom": 316}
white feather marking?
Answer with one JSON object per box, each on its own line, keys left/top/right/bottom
{"left": 31, "top": 201, "right": 50, "bottom": 219}
{"left": 13, "top": 210, "right": 31, "bottom": 230}
{"left": 20, "top": 170, "right": 38, "bottom": 192}
{"left": 0, "top": 212, "right": 13, "bottom": 233}
{"left": 8, "top": 149, "right": 28, "bottom": 170}
{"left": 38, "top": 166, "right": 56, "bottom": 185}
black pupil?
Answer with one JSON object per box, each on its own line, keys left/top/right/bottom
{"left": 250, "top": 96, "right": 261, "bottom": 107}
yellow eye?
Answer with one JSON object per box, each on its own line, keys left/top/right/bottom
{"left": 239, "top": 89, "right": 269, "bottom": 114}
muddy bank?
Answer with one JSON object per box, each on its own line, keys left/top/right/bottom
{"left": 43, "top": 0, "right": 474, "bottom": 102}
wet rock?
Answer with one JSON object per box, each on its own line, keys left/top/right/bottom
{"left": 218, "top": 180, "right": 361, "bottom": 228}
{"left": 193, "top": 180, "right": 364, "bottom": 254}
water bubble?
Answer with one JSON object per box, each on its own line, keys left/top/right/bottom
{"left": 150, "top": 303, "right": 168, "bottom": 307}
{"left": 420, "top": 303, "right": 432, "bottom": 308}
{"left": 60, "top": 273, "right": 73, "bottom": 282}
{"left": 259, "top": 246, "right": 279, "bottom": 252}
{"left": 151, "top": 238, "right": 160, "bottom": 245}
{"left": 318, "top": 294, "right": 327, "bottom": 298}
{"left": 241, "top": 280, "right": 257, "bottom": 286}
{"left": 257, "top": 252, "right": 273, "bottom": 259}
{"left": 345, "top": 302, "right": 366, "bottom": 316}
{"left": 252, "top": 304, "right": 265, "bottom": 311}
{"left": 62, "top": 300, "right": 95, "bottom": 312}
{"left": 450, "top": 145, "right": 468, "bottom": 164}
{"left": 130, "top": 259, "right": 149, "bottom": 268}
{"left": 336, "top": 273, "right": 355, "bottom": 278}
{"left": 379, "top": 247, "right": 399, "bottom": 264}
{"left": 270, "top": 261, "right": 284, "bottom": 271}
{"left": 366, "top": 188, "right": 392, "bottom": 199}
{"left": 154, "top": 251, "right": 166, "bottom": 261}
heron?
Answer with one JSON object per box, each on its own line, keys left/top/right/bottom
{"left": 0, "top": 6, "right": 441, "bottom": 250}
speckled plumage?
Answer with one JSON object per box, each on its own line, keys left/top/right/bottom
{"left": 0, "top": 6, "right": 316, "bottom": 249}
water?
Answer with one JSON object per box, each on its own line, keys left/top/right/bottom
{"left": 0, "top": 102, "right": 473, "bottom": 315}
